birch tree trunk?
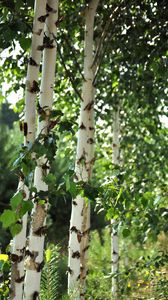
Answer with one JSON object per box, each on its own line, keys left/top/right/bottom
{"left": 23, "top": 1, "right": 58, "bottom": 299}
{"left": 111, "top": 104, "right": 120, "bottom": 299}
{"left": 68, "top": 1, "right": 99, "bottom": 299}
{"left": 10, "top": 1, "right": 47, "bottom": 299}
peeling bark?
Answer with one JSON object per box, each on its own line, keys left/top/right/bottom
{"left": 10, "top": 1, "right": 47, "bottom": 299}
{"left": 23, "top": 1, "right": 58, "bottom": 299}
{"left": 68, "top": 1, "right": 99, "bottom": 299}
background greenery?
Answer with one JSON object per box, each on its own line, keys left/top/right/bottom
{"left": 0, "top": 0, "right": 168, "bottom": 299}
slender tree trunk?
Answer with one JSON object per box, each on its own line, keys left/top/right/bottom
{"left": 10, "top": 1, "right": 47, "bottom": 299}
{"left": 68, "top": 1, "right": 99, "bottom": 299}
{"left": 111, "top": 104, "right": 120, "bottom": 299}
{"left": 23, "top": 1, "right": 58, "bottom": 299}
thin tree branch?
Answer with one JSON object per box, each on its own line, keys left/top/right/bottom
{"left": 56, "top": 41, "right": 83, "bottom": 101}
{"left": 60, "top": 30, "right": 85, "bottom": 82}
{"left": 92, "top": 3, "right": 122, "bottom": 69}
{"left": 93, "top": 40, "right": 109, "bottom": 86}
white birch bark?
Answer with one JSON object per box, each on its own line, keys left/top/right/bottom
{"left": 111, "top": 104, "right": 120, "bottom": 299}
{"left": 10, "top": 2, "right": 47, "bottom": 299}
{"left": 68, "top": 1, "right": 99, "bottom": 299}
{"left": 23, "top": 1, "right": 58, "bottom": 299}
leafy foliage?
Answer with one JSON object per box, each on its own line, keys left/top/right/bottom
{"left": 40, "top": 245, "right": 60, "bottom": 300}
{"left": 0, "top": 0, "right": 167, "bottom": 298}
{"left": 0, "top": 255, "right": 10, "bottom": 299}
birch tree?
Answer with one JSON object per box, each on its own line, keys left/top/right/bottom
{"left": 111, "top": 103, "right": 120, "bottom": 299}
{"left": 23, "top": 1, "right": 58, "bottom": 299}
{"left": 10, "top": 1, "right": 47, "bottom": 299}
{"left": 68, "top": 1, "right": 99, "bottom": 298}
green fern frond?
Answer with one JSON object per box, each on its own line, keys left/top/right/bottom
{"left": 40, "top": 244, "right": 60, "bottom": 300}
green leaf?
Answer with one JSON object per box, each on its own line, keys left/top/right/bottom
{"left": 10, "top": 191, "right": 23, "bottom": 210}
{"left": 50, "top": 110, "right": 63, "bottom": 118}
{"left": 10, "top": 223, "right": 22, "bottom": 237}
{"left": 115, "top": 187, "right": 123, "bottom": 206}
{"left": 141, "top": 197, "right": 148, "bottom": 208}
{"left": 0, "top": 260, "right": 4, "bottom": 271}
{"left": 30, "top": 187, "right": 37, "bottom": 194}
{"left": 44, "top": 174, "right": 56, "bottom": 185}
{"left": 0, "top": 210, "right": 16, "bottom": 228}
{"left": 106, "top": 207, "right": 115, "bottom": 220}
{"left": 38, "top": 200, "right": 46, "bottom": 205}
{"left": 122, "top": 228, "right": 130, "bottom": 238}
{"left": 19, "top": 201, "right": 33, "bottom": 217}
{"left": 69, "top": 181, "right": 77, "bottom": 198}
{"left": 19, "top": 37, "right": 31, "bottom": 51}
{"left": 59, "top": 121, "right": 74, "bottom": 133}
{"left": 64, "top": 174, "right": 70, "bottom": 191}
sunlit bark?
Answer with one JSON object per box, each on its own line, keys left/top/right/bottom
{"left": 23, "top": 1, "right": 58, "bottom": 299}
{"left": 10, "top": 1, "right": 47, "bottom": 299}
{"left": 68, "top": 1, "right": 99, "bottom": 299}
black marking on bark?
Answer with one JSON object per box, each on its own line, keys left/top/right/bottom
{"left": 70, "top": 226, "right": 78, "bottom": 233}
{"left": 33, "top": 291, "right": 39, "bottom": 300}
{"left": 25, "top": 250, "right": 34, "bottom": 258}
{"left": 72, "top": 251, "right": 80, "bottom": 259}
{"left": 73, "top": 173, "right": 79, "bottom": 181}
{"left": 89, "top": 157, "right": 96, "bottom": 165}
{"left": 77, "top": 274, "right": 80, "bottom": 281}
{"left": 77, "top": 232, "right": 82, "bottom": 243}
{"left": 43, "top": 35, "right": 55, "bottom": 49}
{"left": 11, "top": 254, "right": 23, "bottom": 263}
{"left": 23, "top": 122, "right": 28, "bottom": 136}
{"left": 42, "top": 164, "right": 50, "bottom": 171}
{"left": 67, "top": 267, "right": 73, "bottom": 275}
{"left": 84, "top": 101, "right": 94, "bottom": 111}
{"left": 47, "top": 118, "right": 60, "bottom": 132}
{"left": 15, "top": 275, "right": 25, "bottom": 283}
{"left": 18, "top": 170, "right": 25, "bottom": 181}
{"left": 44, "top": 43, "right": 55, "bottom": 49}
{"left": 34, "top": 28, "right": 43, "bottom": 36}
{"left": 83, "top": 228, "right": 90, "bottom": 236}
{"left": 22, "top": 189, "right": 27, "bottom": 198}
{"left": 89, "top": 126, "right": 95, "bottom": 131}
{"left": 19, "top": 121, "right": 23, "bottom": 132}
{"left": 80, "top": 293, "right": 86, "bottom": 297}
{"left": 46, "top": 4, "right": 57, "bottom": 13}
{"left": 70, "top": 227, "right": 82, "bottom": 242}
{"left": 55, "top": 16, "right": 64, "bottom": 27}
{"left": 25, "top": 249, "right": 38, "bottom": 260}
{"left": 20, "top": 246, "right": 26, "bottom": 254}
{"left": 83, "top": 245, "right": 89, "bottom": 253}
{"left": 37, "top": 102, "right": 46, "bottom": 116}
{"left": 36, "top": 261, "right": 44, "bottom": 272}
{"left": 27, "top": 80, "right": 40, "bottom": 93}
{"left": 33, "top": 226, "right": 47, "bottom": 236}
{"left": 113, "top": 250, "right": 118, "bottom": 255}
{"left": 38, "top": 14, "right": 49, "bottom": 23}
{"left": 80, "top": 266, "right": 84, "bottom": 271}
{"left": 37, "top": 45, "right": 44, "bottom": 51}
{"left": 29, "top": 57, "right": 38, "bottom": 66}
{"left": 72, "top": 200, "right": 77, "bottom": 206}
{"left": 77, "top": 154, "right": 85, "bottom": 164}
{"left": 113, "top": 143, "right": 117, "bottom": 147}
{"left": 79, "top": 122, "right": 86, "bottom": 130}
{"left": 87, "top": 138, "right": 94, "bottom": 144}
{"left": 16, "top": 220, "right": 22, "bottom": 225}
